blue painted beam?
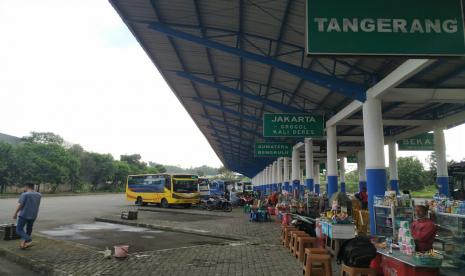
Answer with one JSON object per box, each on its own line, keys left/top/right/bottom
{"left": 192, "top": 98, "right": 261, "bottom": 123}
{"left": 201, "top": 114, "right": 261, "bottom": 135}
{"left": 177, "top": 71, "right": 302, "bottom": 113}
{"left": 149, "top": 22, "right": 367, "bottom": 101}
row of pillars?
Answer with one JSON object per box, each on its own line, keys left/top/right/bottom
{"left": 251, "top": 98, "right": 449, "bottom": 234}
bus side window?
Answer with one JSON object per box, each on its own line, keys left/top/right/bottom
{"left": 164, "top": 177, "right": 171, "bottom": 191}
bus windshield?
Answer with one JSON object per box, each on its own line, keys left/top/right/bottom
{"left": 173, "top": 179, "right": 198, "bottom": 193}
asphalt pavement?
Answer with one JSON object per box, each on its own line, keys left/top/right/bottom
{"left": 0, "top": 193, "right": 128, "bottom": 230}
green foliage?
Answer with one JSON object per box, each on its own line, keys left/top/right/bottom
{"left": 154, "top": 163, "right": 218, "bottom": 176}
{"left": 22, "top": 132, "right": 64, "bottom": 145}
{"left": 0, "top": 131, "right": 221, "bottom": 194}
{"left": 398, "top": 156, "right": 433, "bottom": 192}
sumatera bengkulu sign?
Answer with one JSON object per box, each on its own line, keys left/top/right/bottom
{"left": 263, "top": 114, "right": 324, "bottom": 137}
{"left": 255, "top": 143, "right": 292, "bottom": 157}
{"left": 398, "top": 133, "right": 435, "bottom": 151}
{"left": 306, "top": 0, "right": 465, "bottom": 56}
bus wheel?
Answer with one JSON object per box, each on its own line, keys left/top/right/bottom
{"left": 161, "top": 198, "right": 169, "bottom": 208}
{"left": 135, "top": 196, "right": 143, "bottom": 206}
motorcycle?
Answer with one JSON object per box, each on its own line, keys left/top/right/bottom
{"left": 202, "top": 195, "right": 232, "bottom": 212}
{"left": 290, "top": 214, "right": 317, "bottom": 237}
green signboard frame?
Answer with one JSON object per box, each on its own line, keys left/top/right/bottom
{"left": 306, "top": 0, "right": 465, "bottom": 56}
{"left": 398, "top": 133, "right": 435, "bottom": 151}
{"left": 263, "top": 113, "right": 324, "bottom": 137}
{"left": 255, "top": 143, "right": 292, "bottom": 157}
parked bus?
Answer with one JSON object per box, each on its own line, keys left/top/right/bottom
{"left": 198, "top": 177, "right": 211, "bottom": 199}
{"left": 126, "top": 174, "right": 200, "bottom": 208}
{"left": 234, "top": 182, "right": 244, "bottom": 193}
{"left": 243, "top": 182, "right": 253, "bottom": 193}
{"left": 210, "top": 180, "right": 225, "bottom": 196}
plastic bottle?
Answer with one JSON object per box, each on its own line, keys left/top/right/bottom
{"left": 386, "top": 238, "right": 393, "bottom": 254}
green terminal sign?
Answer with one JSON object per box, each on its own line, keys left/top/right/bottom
{"left": 306, "top": 0, "right": 465, "bottom": 56}
{"left": 347, "top": 155, "right": 358, "bottom": 163}
{"left": 254, "top": 143, "right": 292, "bottom": 157}
{"left": 263, "top": 113, "right": 324, "bottom": 137}
{"left": 398, "top": 133, "right": 435, "bottom": 151}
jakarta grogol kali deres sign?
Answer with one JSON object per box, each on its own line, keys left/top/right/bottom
{"left": 263, "top": 114, "right": 324, "bottom": 137}
{"left": 306, "top": 0, "right": 465, "bottom": 56}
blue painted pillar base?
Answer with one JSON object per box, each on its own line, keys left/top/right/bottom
{"left": 437, "top": 176, "right": 449, "bottom": 197}
{"left": 283, "top": 182, "right": 290, "bottom": 192}
{"left": 305, "top": 178, "right": 314, "bottom": 193}
{"left": 292, "top": 180, "right": 300, "bottom": 197}
{"left": 300, "top": 185, "right": 305, "bottom": 198}
{"left": 359, "top": 181, "right": 367, "bottom": 192}
{"left": 367, "top": 169, "right": 387, "bottom": 235}
{"left": 327, "top": 176, "right": 338, "bottom": 199}
{"left": 314, "top": 184, "right": 320, "bottom": 195}
{"left": 390, "top": 179, "right": 399, "bottom": 194}
{"left": 340, "top": 182, "right": 346, "bottom": 193}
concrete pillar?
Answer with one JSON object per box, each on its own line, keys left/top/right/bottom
{"left": 434, "top": 128, "right": 449, "bottom": 196}
{"left": 363, "top": 97, "right": 387, "bottom": 235}
{"left": 292, "top": 146, "right": 301, "bottom": 193}
{"left": 340, "top": 157, "right": 346, "bottom": 193}
{"left": 276, "top": 158, "right": 282, "bottom": 192}
{"left": 271, "top": 162, "right": 276, "bottom": 192}
{"left": 283, "top": 157, "right": 290, "bottom": 192}
{"left": 357, "top": 150, "right": 366, "bottom": 191}
{"left": 314, "top": 162, "right": 320, "bottom": 194}
{"left": 305, "top": 138, "right": 314, "bottom": 192}
{"left": 327, "top": 125, "right": 338, "bottom": 199}
{"left": 388, "top": 142, "right": 399, "bottom": 194}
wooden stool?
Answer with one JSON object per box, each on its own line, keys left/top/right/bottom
{"left": 303, "top": 252, "right": 332, "bottom": 276}
{"left": 291, "top": 232, "right": 310, "bottom": 255}
{"left": 303, "top": 248, "right": 329, "bottom": 267}
{"left": 340, "top": 264, "right": 376, "bottom": 276}
{"left": 289, "top": 231, "right": 307, "bottom": 253}
{"left": 281, "top": 226, "right": 297, "bottom": 243}
{"left": 282, "top": 226, "right": 298, "bottom": 247}
{"left": 295, "top": 236, "right": 317, "bottom": 262}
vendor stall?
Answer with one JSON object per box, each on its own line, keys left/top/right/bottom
{"left": 376, "top": 249, "right": 440, "bottom": 276}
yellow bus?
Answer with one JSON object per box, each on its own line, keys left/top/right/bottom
{"left": 126, "top": 174, "right": 200, "bottom": 208}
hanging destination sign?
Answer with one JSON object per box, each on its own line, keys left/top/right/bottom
{"left": 254, "top": 143, "right": 292, "bottom": 157}
{"left": 306, "top": 0, "right": 465, "bottom": 56}
{"left": 398, "top": 133, "right": 435, "bottom": 151}
{"left": 263, "top": 113, "right": 324, "bottom": 137}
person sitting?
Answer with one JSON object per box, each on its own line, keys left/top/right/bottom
{"left": 411, "top": 205, "right": 437, "bottom": 252}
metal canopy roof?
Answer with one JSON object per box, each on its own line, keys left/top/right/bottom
{"left": 110, "top": 0, "right": 465, "bottom": 177}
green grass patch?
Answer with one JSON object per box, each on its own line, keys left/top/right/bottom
{"left": 411, "top": 185, "right": 437, "bottom": 198}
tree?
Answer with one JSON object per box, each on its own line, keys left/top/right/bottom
{"left": 22, "top": 132, "right": 64, "bottom": 145}
{"left": 398, "top": 157, "right": 429, "bottom": 191}
{"left": 0, "top": 142, "right": 13, "bottom": 193}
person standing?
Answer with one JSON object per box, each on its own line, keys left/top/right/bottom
{"left": 12, "top": 183, "right": 42, "bottom": 249}
{"left": 359, "top": 187, "right": 368, "bottom": 210}
{"left": 411, "top": 205, "right": 437, "bottom": 252}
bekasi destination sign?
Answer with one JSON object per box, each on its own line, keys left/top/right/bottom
{"left": 263, "top": 113, "right": 324, "bottom": 137}
{"left": 398, "top": 133, "right": 435, "bottom": 151}
{"left": 306, "top": 0, "right": 465, "bottom": 56}
{"left": 255, "top": 143, "right": 292, "bottom": 157}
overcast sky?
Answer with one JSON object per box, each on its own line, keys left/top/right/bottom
{"left": 1, "top": 0, "right": 464, "bottom": 171}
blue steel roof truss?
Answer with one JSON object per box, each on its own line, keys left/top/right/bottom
{"left": 112, "top": 0, "right": 465, "bottom": 177}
